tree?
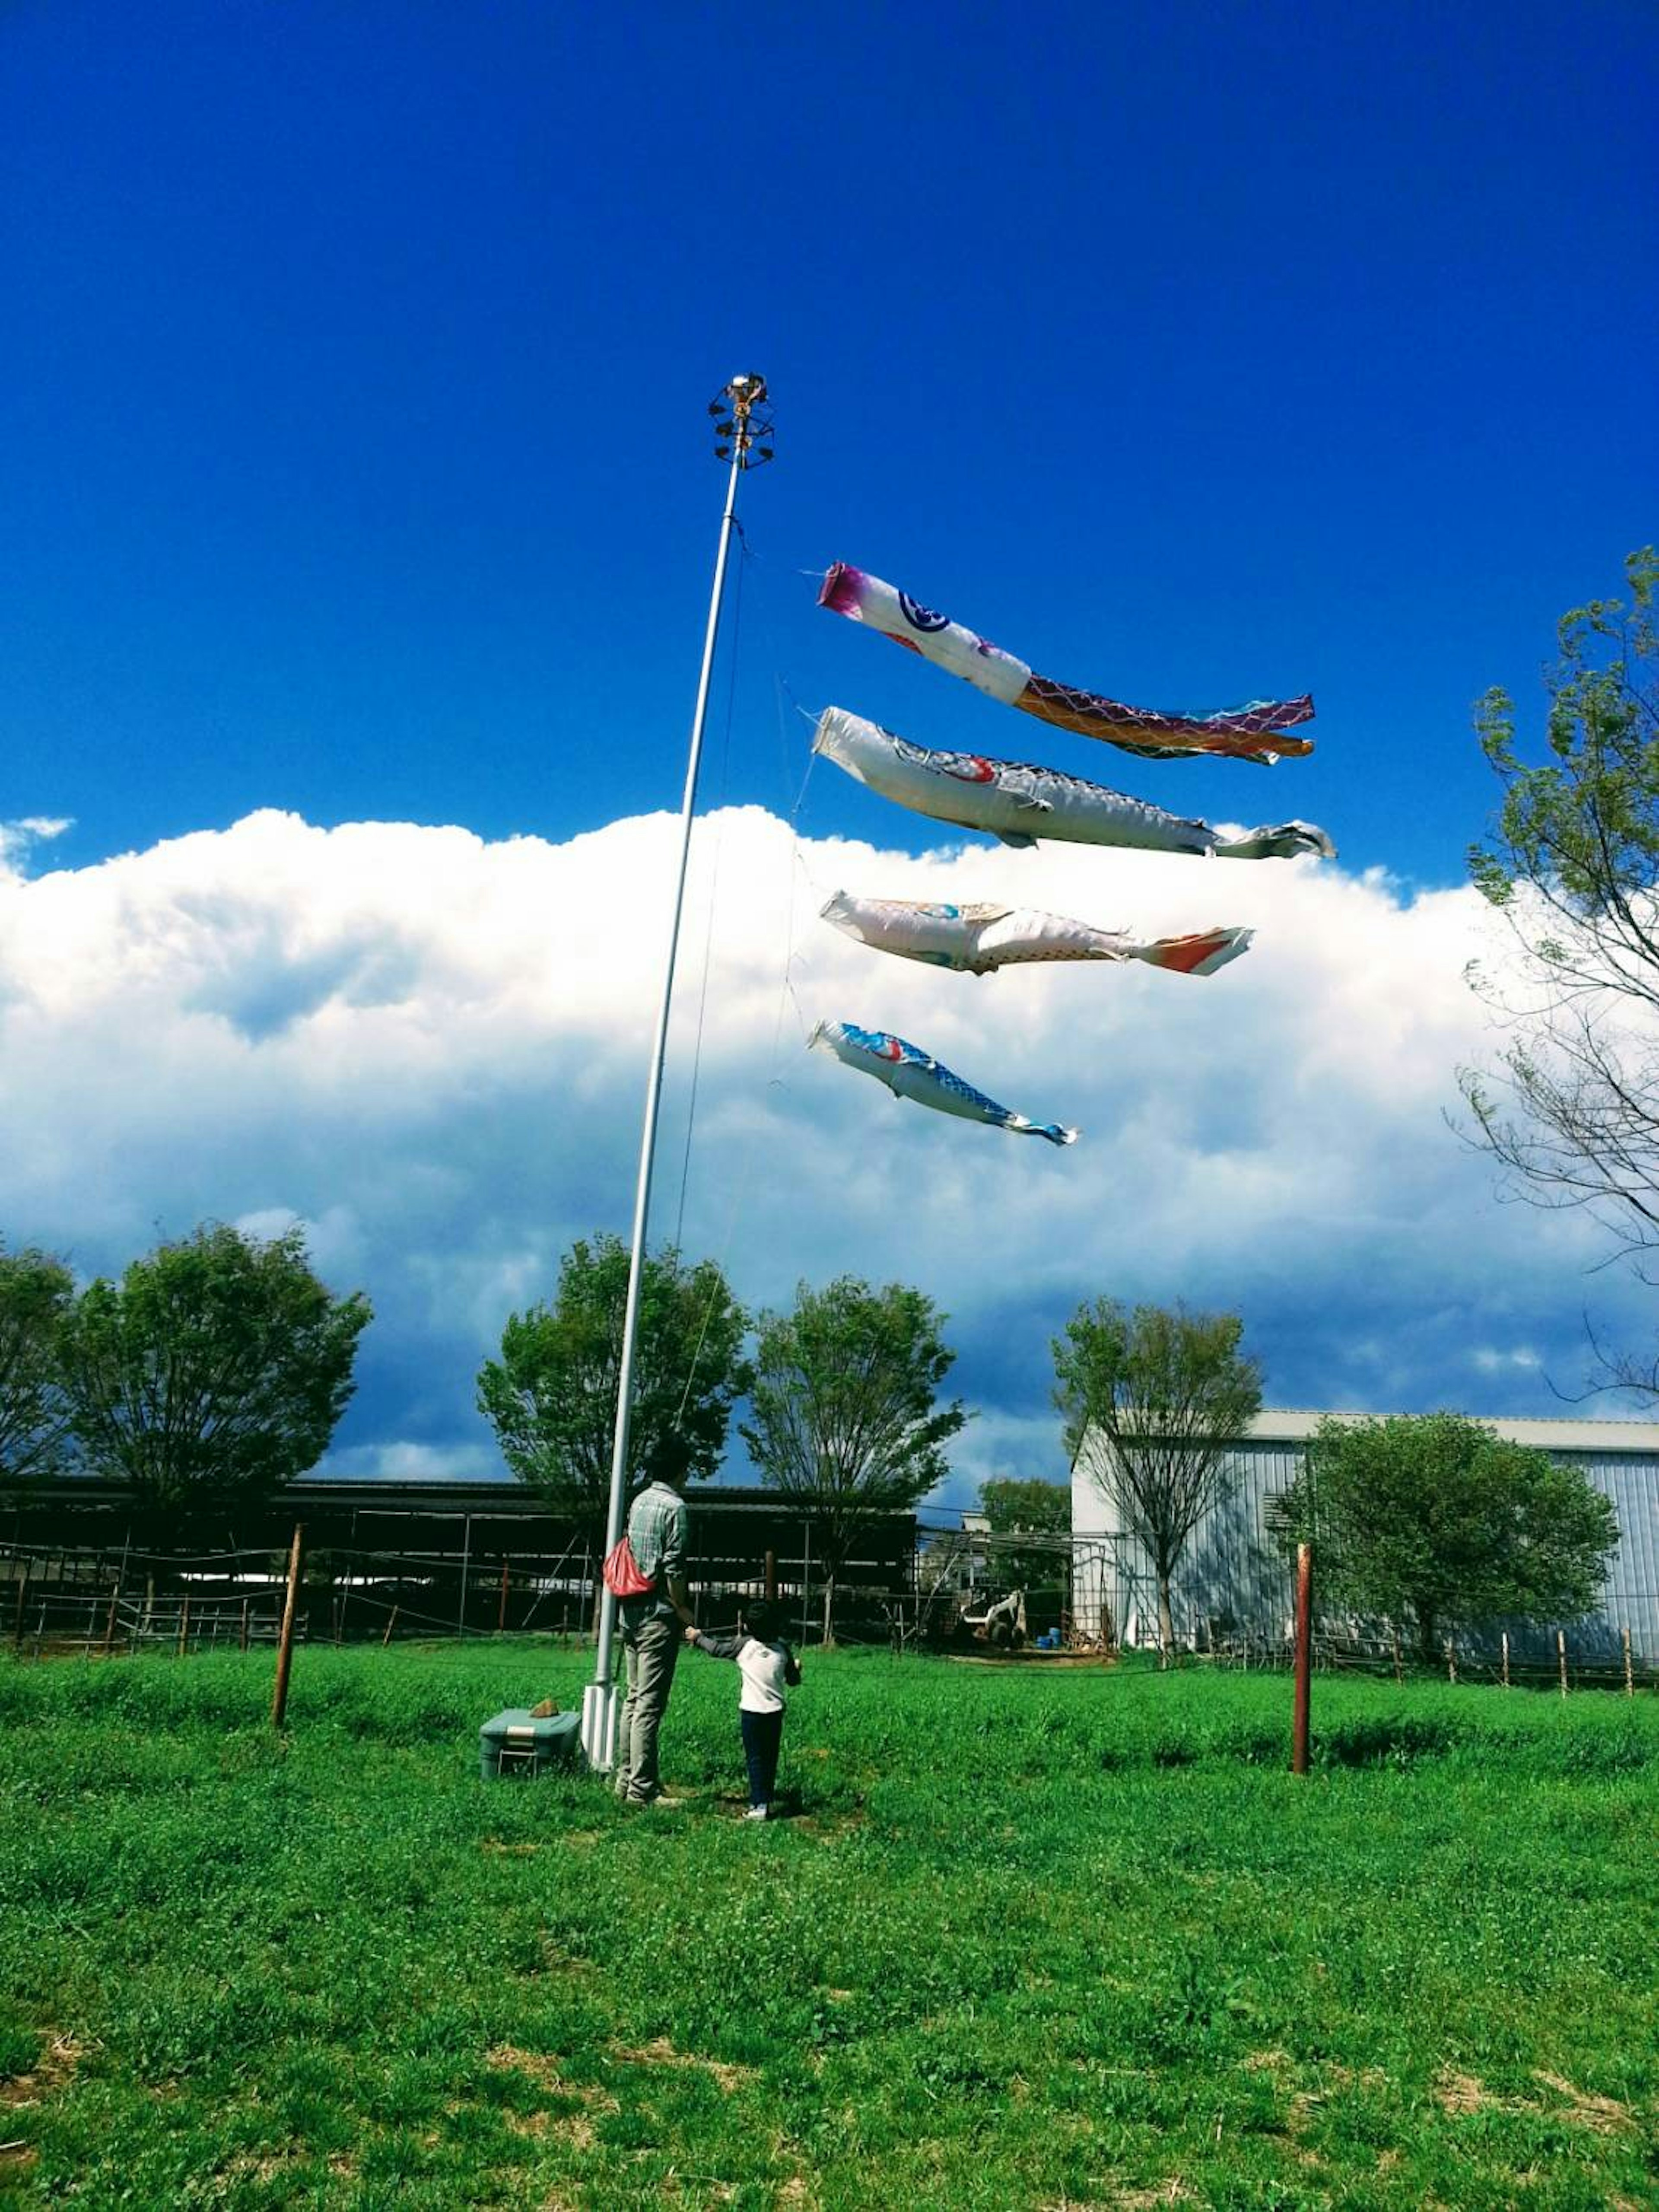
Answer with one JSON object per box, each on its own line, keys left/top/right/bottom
{"left": 476, "top": 1234, "right": 749, "bottom": 1551}
{"left": 1054, "top": 1299, "right": 1262, "bottom": 1659}
{"left": 57, "top": 1223, "right": 371, "bottom": 1534}
{"left": 0, "top": 1241, "right": 76, "bottom": 1486}
{"left": 978, "top": 1475, "right": 1071, "bottom": 1595}
{"left": 741, "top": 1277, "right": 967, "bottom": 1643}
{"left": 1271, "top": 1412, "right": 1620, "bottom": 1662}
{"left": 1459, "top": 547, "right": 1659, "bottom": 1388}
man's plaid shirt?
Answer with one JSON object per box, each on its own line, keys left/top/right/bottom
{"left": 622, "top": 1480, "right": 688, "bottom": 1624}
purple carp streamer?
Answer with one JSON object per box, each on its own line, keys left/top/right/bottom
{"left": 814, "top": 707, "right": 1335, "bottom": 862}
{"left": 821, "top": 892, "right": 1252, "bottom": 978}
{"left": 811, "top": 1019, "right": 1077, "bottom": 1146}
{"left": 820, "top": 563, "right": 1315, "bottom": 764}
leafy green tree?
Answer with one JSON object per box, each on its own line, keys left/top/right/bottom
{"left": 476, "top": 1234, "right": 749, "bottom": 1550}
{"left": 978, "top": 1475, "right": 1071, "bottom": 1594}
{"left": 0, "top": 1241, "right": 76, "bottom": 1486}
{"left": 1460, "top": 547, "right": 1659, "bottom": 1389}
{"left": 741, "top": 1277, "right": 967, "bottom": 1643}
{"left": 58, "top": 1222, "right": 371, "bottom": 1534}
{"left": 1273, "top": 1413, "right": 1620, "bottom": 1662}
{"left": 1054, "top": 1299, "right": 1261, "bottom": 1659}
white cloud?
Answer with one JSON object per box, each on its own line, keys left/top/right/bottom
{"left": 0, "top": 816, "right": 73, "bottom": 873}
{"left": 1, "top": 803, "right": 1653, "bottom": 1492}
{"left": 1469, "top": 1346, "right": 1545, "bottom": 1374}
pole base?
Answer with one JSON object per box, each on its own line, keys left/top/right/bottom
{"left": 580, "top": 1680, "right": 620, "bottom": 1773}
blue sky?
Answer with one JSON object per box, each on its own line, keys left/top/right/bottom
{"left": 3, "top": 2, "right": 1657, "bottom": 1497}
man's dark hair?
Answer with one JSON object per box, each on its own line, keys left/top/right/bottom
{"left": 742, "top": 1598, "right": 779, "bottom": 1643}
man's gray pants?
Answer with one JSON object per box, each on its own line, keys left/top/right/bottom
{"left": 616, "top": 1614, "right": 680, "bottom": 1803}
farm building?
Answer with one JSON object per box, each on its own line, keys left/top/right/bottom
{"left": 1, "top": 1473, "right": 918, "bottom": 1649}
{"left": 1071, "top": 1408, "right": 1659, "bottom": 1664}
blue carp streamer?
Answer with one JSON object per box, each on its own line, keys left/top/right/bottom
{"left": 810, "top": 1019, "right": 1077, "bottom": 1147}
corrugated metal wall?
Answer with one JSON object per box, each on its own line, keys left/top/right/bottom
{"left": 1071, "top": 1435, "right": 1659, "bottom": 1659}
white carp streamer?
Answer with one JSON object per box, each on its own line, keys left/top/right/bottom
{"left": 810, "top": 1019, "right": 1077, "bottom": 1146}
{"left": 813, "top": 707, "right": 1336, "bottom": 862}
{"left": 820, "top": 892, "right": 1252, "bottom": 977}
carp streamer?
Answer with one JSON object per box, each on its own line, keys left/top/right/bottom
{"left": 820, "top": 892, "right": 1252, "bottom": 977}
{"left": 820, "top": 563, "right": 1314, "bottom": 764}
{"left": 813, "top": 707, "right": 1335, "bottom": 862}
{"left": 810, "top": 1020, "right": 1077, "bottom": 1146}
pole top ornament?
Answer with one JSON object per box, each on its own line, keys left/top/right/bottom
{"left": 708, "top": 372, "right": 774, "bottom": 468}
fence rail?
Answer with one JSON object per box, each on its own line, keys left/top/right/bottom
{"left": 6, "top": 1537, "right": 1653, "bottom": 1691}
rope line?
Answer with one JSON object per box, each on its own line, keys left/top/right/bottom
{"left": 671, "top": 519, "right": 747, "bottom": 1251}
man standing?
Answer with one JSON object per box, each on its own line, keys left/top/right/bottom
{"left": 615, "top": 1465, "right": 695, "bottom": 1805}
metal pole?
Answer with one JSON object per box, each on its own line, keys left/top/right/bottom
{"left": 582, "top": 374, "right": 771, "bottom": 1771}
{"left": 1290, "top": 1543, "right": 1312, "bottom": 1775}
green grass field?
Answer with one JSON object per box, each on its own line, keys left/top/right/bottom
{"left": 2, "top": 1642, "right": 1655, "bottom": 2211}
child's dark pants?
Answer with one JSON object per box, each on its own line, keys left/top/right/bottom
{"left": 740, "top": 1709, "right": 784, "bottom": 1808}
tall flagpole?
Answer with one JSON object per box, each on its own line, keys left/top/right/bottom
{"left": 581, "top": 374, "right": 774, "bottom": 1770}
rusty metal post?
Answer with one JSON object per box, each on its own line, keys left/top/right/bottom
{"left": 271, "top": 1525, "right": 305, "bottom": 1729}
{"left": 764, "top": 1549, "right": 777, "bottom": 1604}
{"left": 1290, "top": 1543, "right": 1313, "bottom": 1776}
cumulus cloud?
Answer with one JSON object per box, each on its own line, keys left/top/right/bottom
{"left": 1, "top": 803, "right": 1650, "bottom": 1502}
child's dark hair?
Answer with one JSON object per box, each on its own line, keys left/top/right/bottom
{"left": 742, "top": 1598, "right": 779, "bottom": 1643}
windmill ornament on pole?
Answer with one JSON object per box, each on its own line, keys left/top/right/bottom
{"left": 579, "top": 375, "right": 773, "bottom": 1773}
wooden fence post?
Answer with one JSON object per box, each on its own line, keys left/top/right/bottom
{"left": 12, "top": 1565, "right": 30, "bottom": 1657}
{"left": 1623, "top": 1626, "right": 1634, "bottom": 1699}
{"left": 381, "top": 1604, "right": 398, "bottom": 1649}
{"left": 1445, "top": 1638, "right": 1457, "bottom": 1686}
{"left": 764, "top": 1549, "right": 777, "bottom": 1604}
{"left": 239, "top": 1598, "right": 250, "bottom": 1654}
{"left": 271, "top": 1525, "right": 305, "bottom": 1729}
{"left": 177, "top": 1597, "right": 191, "bottom": 1658}
{"left": 1391, "top": 1630, "right": 1402, "bottom": 1685}
{"left": 102, "top": 1588, "right": 119, "bottom": 1658}
{"left": 1557, "top": 1628, "right": 1568, "bottom": 1699}
{"left": 498, "top": 1556, "right": 510, "bottom": 1633}
{"left": 1290, "top": 1544, "right": 1313, "bottom": 1776}
{"left": 1501, "top": 1630, "right": 1510, "bottom": 1689}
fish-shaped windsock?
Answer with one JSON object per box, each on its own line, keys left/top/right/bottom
{"left": 814, "top": 707, "right": 1335, "bottom": 862}
{"left": 821, "top": 892, "right": 1253, "bottom": 977}
{"left": 810, "top": 1019, "right": 1077, "bottom": 1147}
{"left": 819, "top": 563, "right": 1314, "bottom": 764}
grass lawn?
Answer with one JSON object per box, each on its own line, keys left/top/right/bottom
{"left": 1, "top": 1641, "right": 1656, "bottom": 2210}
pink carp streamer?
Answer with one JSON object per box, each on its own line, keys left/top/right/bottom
{"left": 820, "top": 892, "right": 1253, "bottom": 978}
{"left": 819, "top": 562, "right": 1315, "bottom": 764}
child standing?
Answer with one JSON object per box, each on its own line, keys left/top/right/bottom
{"left": 684, "top": 1599, "right": 802, "bottom": 1820}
